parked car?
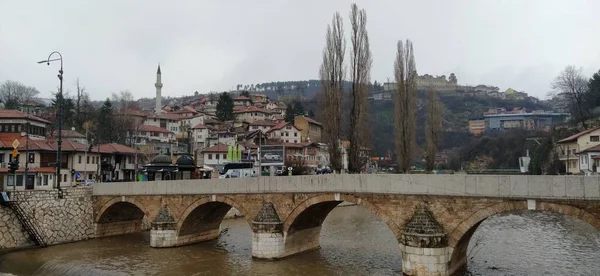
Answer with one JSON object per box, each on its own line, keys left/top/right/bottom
{"left": 263, "top": 153, "right": 281, "bottom": 160}
{"left": 80, "top": 179, "right": 96, "bottom": 186}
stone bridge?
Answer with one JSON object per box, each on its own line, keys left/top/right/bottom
{"left": 92, "top": 175, "right": 600, "bottom": 276}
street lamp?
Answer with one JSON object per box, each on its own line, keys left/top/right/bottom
{"left": 38, "top": 51, "right": 63, "bottom": 191}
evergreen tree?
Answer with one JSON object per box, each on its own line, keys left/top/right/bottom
{"left": 97, "top": 98, "right": 114, "bottom": 143}
{"left": 285, "top": 105, "right": 295, "bottom": 123}
{"left": 216, "top": 92, "right": 235, "bottom": 121}
{"left": 293, "top": 101, "right": 305, "bottom": 116}
{"left": 240, "top": 90, "right": 251, "bottom": 98}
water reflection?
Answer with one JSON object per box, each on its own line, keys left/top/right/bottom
{"left": 1, "top": 206, "right": 599, "bottom": 275}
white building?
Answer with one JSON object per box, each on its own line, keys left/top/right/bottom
{"left": 234, "top": 106, "right": 272, "bottom": 123}
{"left": 267, "top": 122, "right": 301, "bottom": 144}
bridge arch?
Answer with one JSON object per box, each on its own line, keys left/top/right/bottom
{"left": 175, "top": 196, "right": 250, "bottom": 246}
{"left": 448, "top": 200, "right": 600, "bottom": 274}
{"left": 95, "top": 197, "right": 148, "bottom": 237}
{"left": 281, "top": 193, "right": 402, "bottom": 257}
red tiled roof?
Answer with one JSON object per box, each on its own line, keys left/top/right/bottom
{"left": 137, "top": 124, "right": 173, "bottom": 134}
{"left": 0, "top": 109, "right": 50, "bottom": 124}
{"left": 302, "top": 116, "right": 322, "bottom": 126}
{"left": 558, "top": 126, "right": 600, "bottom": 143}
{"left": 234, "top": 106, "right": 270, "bottom": 114}
{"left": 268, "top": 122, "right": 300, "bottom": 132}
{"left": 193, "top": 123, "right": 206, "bottom": 129}
{"left": 92, "top": 143, "right": 137, "bottom": 154}
{"left": 151, "top": 112, "right": 184, "bottom": 120}
{"left": 578, "top": 144, "right": 600, "bottom": 153}
{"left": 201, "top": 143, "right": 228, "bottom": 153}
{"left": 171, "top": 106, "right": 198, "bottom": 114}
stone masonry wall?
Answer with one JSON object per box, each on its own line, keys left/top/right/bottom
{"left": 0, "top": 188, "right": 95, "bottom": 250}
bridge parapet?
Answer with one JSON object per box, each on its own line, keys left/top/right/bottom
{"left": 93, "top": 174, "right": 600, "bottom": 200}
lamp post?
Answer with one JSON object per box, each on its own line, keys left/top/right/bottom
{"left": 38, "top": 51, "right": 63, "bottom": 191}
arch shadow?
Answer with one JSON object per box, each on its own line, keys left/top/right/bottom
{"left": 281, "top": 194, "right": 402, "bottom": 258}
{"left": 174, "top": 196, "right": 251, "bottom": 247}
{"left": 95, "top": 197, "right": 147, "bottom": 237}
{"left": 448, "top": 201, "right": 600, "bottom": 275}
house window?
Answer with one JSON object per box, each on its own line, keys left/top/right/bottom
{"left": 591, "top": 136, "right": 600, "bottom": 142}
{"left": 63, "top": 174, "right": 67, "bottom": 182}
{"left": 208, "top": 154, "right": 212, "bottom": 160}
{"left": 223, "top": 154, "right": 227, "bottom": 159}
{"left": 78, "top": 156, "right": 82, "bottom": 164}
{"left": 43, "top": 175, "right": 49, "bottom": 186}
{"left": 7, "top": 175, "right": 14, "bottom": 186}
{"left": 294, "top": 132, "right": 297, "bottom": 137}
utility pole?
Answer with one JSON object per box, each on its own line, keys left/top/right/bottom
{"left": 38, "top": 51, "right": 63, "bottom": 192}
{"left": 24, "top": 119, "right": 30, "bottom": 188}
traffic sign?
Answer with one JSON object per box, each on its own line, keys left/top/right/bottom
{"left": 75, "top": 172, "right": 81, "bottom": 179}
{"left": 11, "top": 139, "right": 19, "bottom": 149}
{"left": 12, "top": 149, "right": 18, "bottom": 158}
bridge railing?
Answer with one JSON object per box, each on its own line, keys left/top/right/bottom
{"left": 92, "top": 174, "right": 600, "bottom": 200}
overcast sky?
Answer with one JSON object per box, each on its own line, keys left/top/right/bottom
{"left": 1, "top": 0, "right": 599, "bottom": 101}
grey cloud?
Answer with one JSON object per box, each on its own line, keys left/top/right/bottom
{"left": 0, "top": 0, "right": 598, "bottom": 100}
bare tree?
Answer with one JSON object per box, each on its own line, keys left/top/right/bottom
{"left": 319, "top": 11, "right": 345, "bottom": 173}
{"left": 552, "top": 66, "right": 590, "bottom": 129}
{"left": 347, "top": 3, "right": 372, "bottom": 173}
{"left": 74, "top": 78, "right": 88, "bottom": 128}
{"left": 394, "top": 39, "right": 417, "bottom": 173}
{"left": 425, "top": 86, "right": 443, "bottom": 171}
{"left": 0, "top": 80, "right": 40, "bottom": 108}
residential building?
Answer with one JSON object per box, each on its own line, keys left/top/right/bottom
{"left": 557, "top": 126, "right": 600, "bottom": 174}
{"left": 94, "top": 143, "right": 139, "bottom": 182}
{"left": 129, "top": 124, "right": 176, "bottom": 153}
{"left": 249, "top": 120, "right": 276, "bottom": 133}
{"left": 267, "top": 122, "right": 301, "bottom": 144}
{"left": 250, "top": 94, "right": 268, "bottom": 104}
{"left": 0, "top": 109, "right": 50, "bottom": 139}
{"left": 191, "top": 124, "right": 209, "bottom": 152}
{"left": 284, "top": 142, "right": 320, "bottom": 168}
{"left": 576, "top": 145, "right": 600, "bottom": 175}
{"left": 53, "top": 129, "right": 88, "bottom": 145}
{"left": 234, "top": 106, "right": 272, "bottom": 123}
{"left": 206, "top": 131, "right": 236, "bottom": 147}
{"left": 200, "top": 143, "right": 229, "bottom": 171}
{"left": 233, "top": 96, "right": 252, "bottom": 106}
{"left": 294, "top": 115, "right": 322, "bottom": 142}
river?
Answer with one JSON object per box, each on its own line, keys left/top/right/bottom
{"left": 1, "top": 205, "right": 600, "bottom": 275}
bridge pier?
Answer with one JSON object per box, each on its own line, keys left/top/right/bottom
{"left": 399, "top": 203, "right": 451, "bottom": 276}
{"left": 150, "top": 205, "right": 177, "bottom": 248}
{"left": 252, "top": 202, "right": 285, "bottom": 259}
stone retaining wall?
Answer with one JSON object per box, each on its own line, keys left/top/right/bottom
{"left": 0, "top": 188, "right": 95, "bottom": 250}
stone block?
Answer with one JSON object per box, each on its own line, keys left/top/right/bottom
{"left": 476, "top": 176, "right": 499, "bottom": 197}
{"left": 566, "top": 177, "right": 585, "bottom": 198}
{"left": 444, "top": 175, "right": 466, "bottom": 196}
{"left": 465, "top": 176, "right": 477, "bottom": 195}
{"left": 552, "top": 176, "right": 567, "bottom": 197}
{"left": 510, "top": 175, "right": 528, "bottom": 197}
{"left": 583, "top": 177, "right": 600, "bottom": 199}
{"left": 527, "top": 175, "right": 553, "bottom": 198}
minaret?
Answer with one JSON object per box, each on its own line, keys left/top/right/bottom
{"left": 155, "top": 64, "right": 163, "bottom": 115}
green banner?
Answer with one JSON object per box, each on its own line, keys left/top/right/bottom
{"left": 227, "top": 145, "right": 233, "bottom": 162}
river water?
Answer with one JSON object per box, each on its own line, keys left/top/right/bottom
{"left": 1, "top": 205, "right": 600, "bottom": 276}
